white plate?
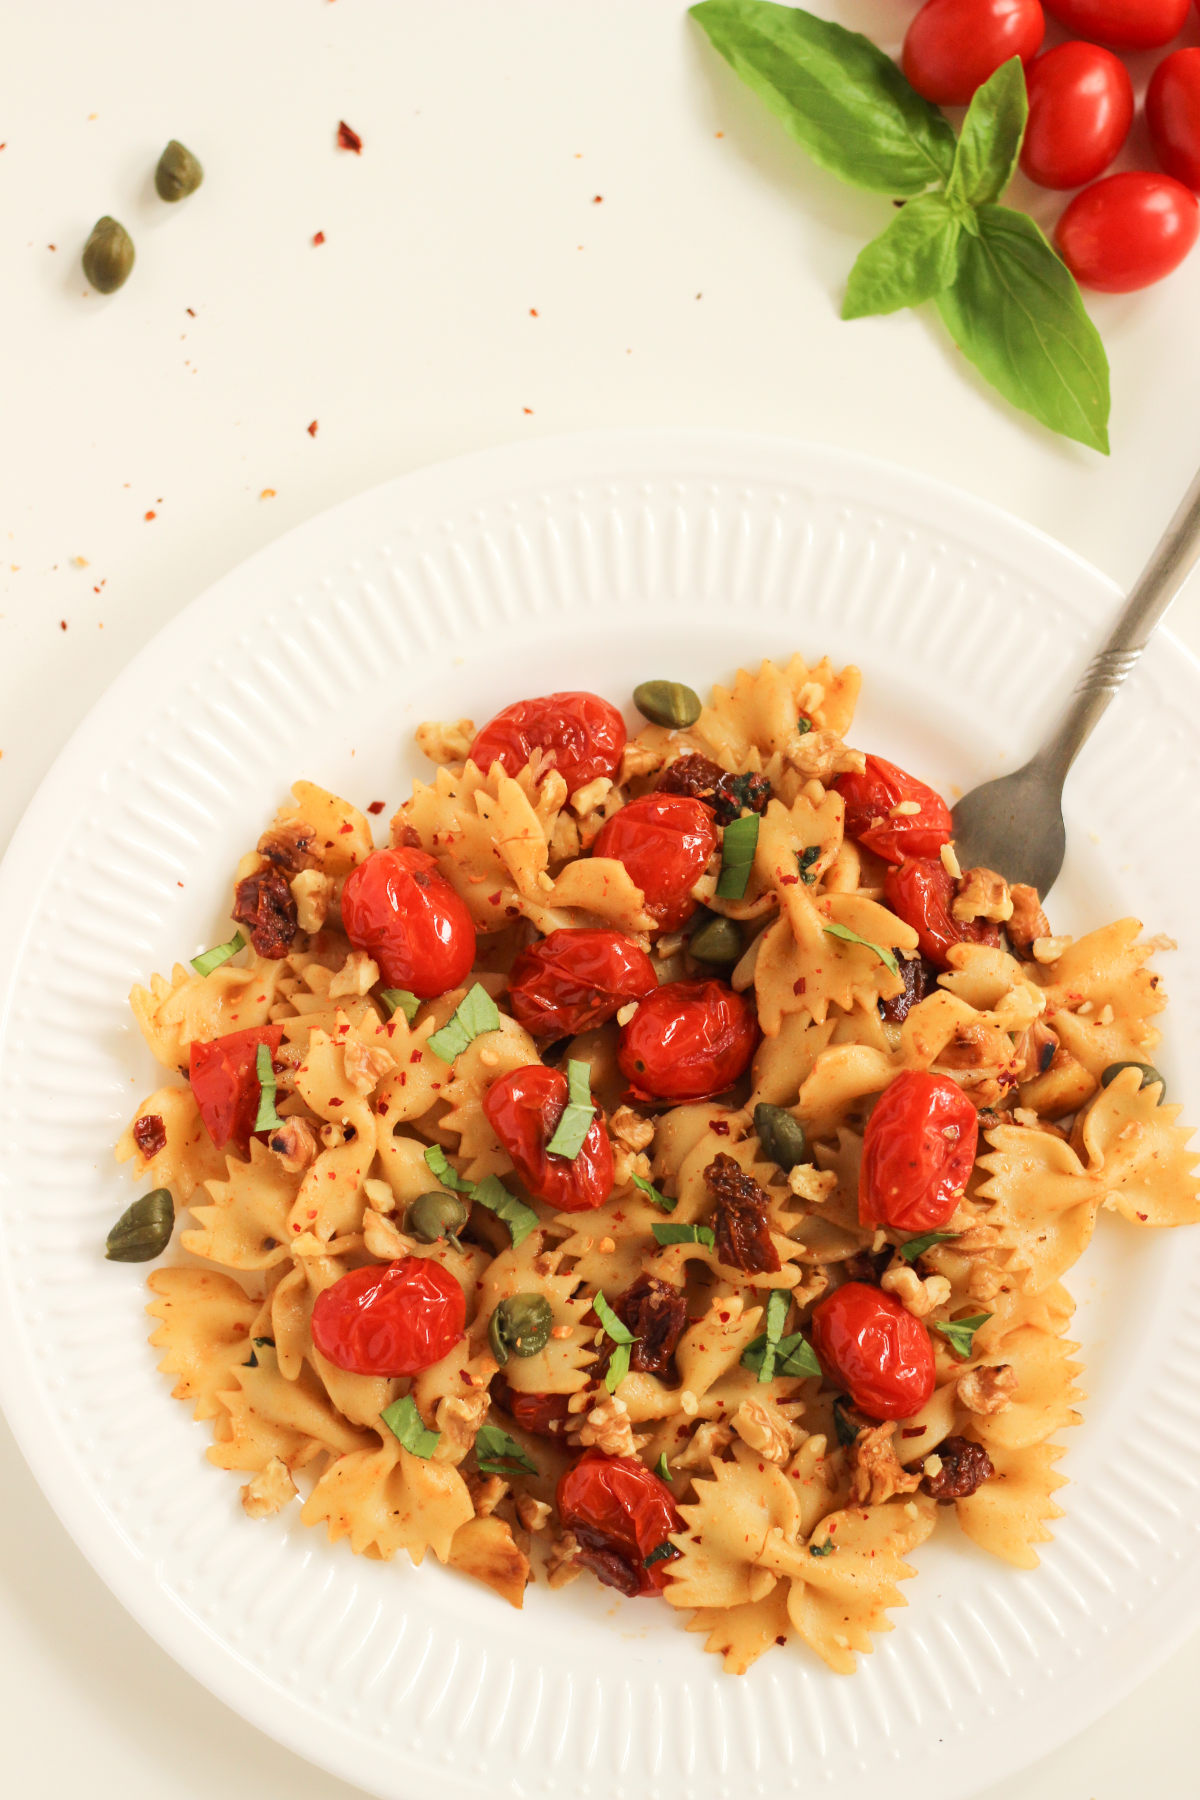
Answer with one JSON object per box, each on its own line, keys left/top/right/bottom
{"left": 2, "top": 430, "right": 1199, "bottom": 1800}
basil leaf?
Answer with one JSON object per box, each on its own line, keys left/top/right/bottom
{"left": 656, "top": 1452, "right": 671, "bottom": 1482}
{"left": 632, "top": 1171, "right": 676, "bottom": 1213}
{"left": 427, "top": 981, "right": 502, "bottom": 1064}
{"left": 380, "top": 988, "right": 420, "bottom": 1023}
{"left": 742, "top": 1327, "right": 820, "bottom": 1381}
{"left": 822, "top": 921, "right": 899, "bottom": 977}
{"left": 809, "top": 1538, "right": 836, "bottom": 1557}
{"left": 716, "top": 812, "right": 759, "bottom": 899}
{"left": 644, "top": 1541, "right": 677, "bottom": 1568}
{"left": 471, "top": 1175, "right": 539, "bottom": 1249}
{"left": 843, "top": 194, "right": 962, "bottom": 320}
{"left": 832, "top": 1398, "right": 859, "bottom": 1446}
{"left": 936, "top": 205, "right": 1110, "bottom": 454}
{"left": 191, "top": 930, "right": 246, "bottom": 977}
{"left": 474, "top": 1422, "right": 538, "bottom": 1478}
{"left": 947, "top": 58, "right": 1027, "bottom": 209}
{"left": 690, "top": 1, "right": 956, "bottom": 196}
{"left": 933, "top": 1311, "right": 992, "bottom": 1359}
{"left": 545, "top": 1059, "right": 596, "bottom": 1160}
{"left": 652, "top": 1222, "right": 716, "bottom": 1249}
{"left": 594, "top": 1290, "right": 637, "bottom": 1345}
{"left": 381, "top": 1394, "right": 440, "bottom": 1458}
{"left": 899, "top": 1228, "right": 961, "bottom": 1264}
{"left": 797, "top": 845, "right": 820, "bottom": 885}
{"left": 253, "top": 1041, "right": 284, "bottom": 1132}
{"left": 605, "top": 1341, "right": 632, "bottom": 1392}
{"left": 744, "top": 1286, "right": 791, "bottom": 1383}
{"left": 423, "top": 1144, "right": 472, "bottom": 1194}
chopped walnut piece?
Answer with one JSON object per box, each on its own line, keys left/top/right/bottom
{"left": 570, "top": 775, "right": 614, "bottom": 818}
{"left": 416, "top": 717, "right": 475, "bottom": 765}
{"left": 468, "top": 1473, "right": 509, "bottom": 1517}
{"left": 1015, "top": 1017, "right": 1060, "bottom": 1084}
{"left": 545, "top": 1530, "right": 584, "bottom": 1588}
{"left": 789, "top": 730, "right": 863, "bottom": 782}
{"left": 847, "top": 1423, "right": 922, "bottom": 1506}
{"left": 706, "top": 1153, "right": 780, "bottom": 1274}
{"left": 574, "top": 1393, "right": 645, "bottom": 1459}
{"left": 881, "top": 1263, "right": 952, "bottom": 1318}
{"left": 731, "top": 1398, "right": 799, "bottom": 1464}
{"left": 435, "top": 1389, "right": 492, "bottom": 1464}
{"left": 319, "top": 1121, "right": 347, "bottom": 1148}
{"left": 952, "top": 866, "right": 1013, "bottom": 924}
{"left": 673, "top": 1419, "right": 735, "bottom": 1469}
{"left": 609, "top": 1105, "right": 655, "bottom": 1152}
{"left": 267, "top": 1117, "right": 318, "bottom": 1174}
{"left": 516, "top": 1494, "right": 552, "bottom": 1534}
{"left": 787, "top": 1162, "right": 837, "bottom": 1205}
{"left": 329, "top": 950, "right": 380, "bottom": 998}
{"left": 290, "top": 867, "right": 334, "bottom": 932}
{"left": 363, "top": 1208, "right": 410, "bottom": 1261}
{"left": 1031, "top": 933, "right": 1073, "bottom": 965}
{"left": 1008, "top": 883, "right": 1051, "bottom": 955}
{"left": 240, "top": 1456, "right": 297, "bottom": 1519}
{"left": 343, "top": 1034, "right": 395, "bottom": 1095}
{"left": 920, "top": 1434, "right": 994, "bottom": 1501}
{"left": 940, "top": 842, "right": 963, "bottom": 880}
{"left": 363, "top": 1177, "right": 396, "bottom": 1213}
{"left": 257, "top": 819, "right": 318, "bottom": 873}
{"left": 968, "top": 1261, "right": 1007, "bottom": 1303}
{"left": 957, "top": 1363, "right": 1018, "bottom": 1416}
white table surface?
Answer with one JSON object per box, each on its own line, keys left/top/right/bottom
{"left": 4, "top": 3, "right": 1200, "bottom": 1796}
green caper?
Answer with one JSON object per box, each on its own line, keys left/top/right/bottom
{"left": 82, "top": 216, "right": 135, "bottom": 294}
{"left": 154, "top": 139, "right": 204, "bottom": 202}
{"left": 106, "top": 1189, "right": 174, "bottom": 1262}
{"left": 488, "top": 1293, "right": 554, "bottom": 1365}
{"left": 1101, "top": 1061, "right": 1165, "bottom": 1098}
{"left": 406, "top": 1190, "right": 469, "bottom": 1244}
{"left": 633, "top": 680, "right": 702, "bottom": 731}
{"left": 753, "top": 1102, "right": 810, "bottom": 1172}
{"left": 689, "top": 914, "right": 742, "bottom": 964}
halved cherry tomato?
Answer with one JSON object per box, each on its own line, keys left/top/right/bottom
{"left": 483, "top": 1063, "right": 613, "bottom": 1211}
{"left": 903, "top": 0, "right": 1044, "bottom": 106}
{"left": 884, "top": 857, "right": 1000, "bottom": 970}
{"left": 468, "top": 692, "right": 626, "bottom": 796}
{"left": 1148, "top": 49, "right": 1200, "bottom": 192}
{"left": 1056, "top": 171, "right": 1200, "bottom": 291}
{"left": 341, "top": 845, "right": 476, "bottom": 997}
{"left": 1021, "top": 43, "right": 1133, "bottom": 190}
{"left": 1043, "top": 0, "right": 1188, "bottom": 50}
{"left": 311, "top": 1257, "right": 466, "bottom": 1376}
{"left": 836, "top": 755, "right": 952, "bottom": 865}
{"left": 617, "top": 979, "right": 758, "bottom": 1103}
{"left": 188, "top": 1022, "right": 284, "bottom": 1154}
{"left": 860, "top": 1070, "right": 979, "bottom": 1232}
{"left": 810, "top": 1282, "right": 937, "bottom": 1421}
{"left": 556, "top": 1450, "right": 683, "bottom": 1596}
{"left": 591, "top": 794, "right": 717, "bottom": 929}
{"left": 491, "top": 1375, "right": 572, "bottom": 1438}
{"left": 507, "top": 928, "right": 658, "bottom": 1038}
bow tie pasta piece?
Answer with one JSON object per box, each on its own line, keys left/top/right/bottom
{"left": 146, "top": 1266, "right": 258, "bottom": 1422}
{"left": 691, "top": 654, "right": 861, "bottom": 768}
{"left": 446, "top": 1514, "right": 529, "bottom": 1609}
{"left": 209, "top": 1342, "right": 372, "bottom": 1476}
{"left": 117, "top": 1085, "right": 227, "bottom": 1202}
{"left": 665, "top": 1442, "right": 804, "bottom": 1611}
{"left": 286, "top": 1027, "right": 379, "bottom": 1242}
{"left": 1021, "top": 920, "right": 1168, "bottom": 1112}
{"left": 1076, "top": 1065, "right": 1200, "bottom": 1227}
{"left": 685, "top": 1587, "right": 795, "bottom": 1675}
{"left": 961, "top": 1322, "right": 1084, "bottom": 1456}
{"left": 755, "top": 891, "right": 918, "bottom": 1037}
{"left": 266, "top": 1258, "right": 402, "bottom": 1431}
{"left": 975, "top": 1125, "right": 1103, "bottom": 1294}
{"left": 301, "top": 1430, "right": 475, "bottom": 1564}
{"left": 954, "top": 1441, "right": 1069, "bottom": 1570}
{"left": 550, "top": 1186, "right": 666, "bottom": 1293}
{"left": 182, "top": 1140, "right": 302, "bottom": 1271}
{"left": 472, "top": 1239, "right": 594, "bottom": 1399}
{"left": 255, "top": 781, "right": 375, "bottom": 879}
{"left": 131, "top": 955, "right": 291, "bottom": 1070}
{"left": 397, "top": 762, "right": 569, "bottom": 934}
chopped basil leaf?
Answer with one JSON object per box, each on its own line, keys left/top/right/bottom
{"left": 421, "top": 1147, "right": 538, "bottom": 1247}
{"left": 797, "top": 845, "right": 821, "bottom": 885}
{"left": 190, "top": 930, "right": 246, "bottom": 977}
{"left": 822, "top": 920, "right": 900, "bottom": 978}
{"left": 715, "top": 812, "right": 760, "bottom": 899}
{"left": 652, "top": 1221, "right": 716, "bottom": 1249}
{"left": 380, "top": 988, "right": 420, "bottom": 1023}
{"left": 643, "top": 1541, "right": 677, "bottom": 1568}
{"left": 253, "top": 1041, "right": 284, "bottom": 1133}
{"left": 545, "top": 1058, "right": 596, "bottom": 1160}
{"left": 426, "top": 981, "right": 502, "bottom": 1064}
{"left": 744, "top": 1287, "right": 790, "bottom": 1383}
{"left": 809, "top": 1539, "right": 836, "bottom": 1558}
{"left": 605, "top": 1340, "right": 632, "bottom": 1393}
{"left": 900, "top": 1228, "right": 961, "bottom": 1265}
{"left": 933, "top": 1311, "right": 992, "bottom": 1359}
{"left": 742, "top": 1327, "right": 820, "bottom": 1382}
{"left": 796, "top": 714, "right": 813, "bottom": 736}
{"left": 832, "top": 1398, "right": 859, "bottom": 1447}
{"left": 594, "top": 1290, "right": 637, "bottom": 1345}
{"left": 656, "top": 1452, "right": 671, "bottom": 1483}
{"left": 474, "top": 1423, "right": 538, "bottom": 1478}
{"left": 422, "top": 1144, "right": 473, "bottom": 1193}
{"left": 381, "top": 1394, "right": 440, "bottom": 1458}
{"left": 632, "top": 1171, "right": 676, "bottom": 1213}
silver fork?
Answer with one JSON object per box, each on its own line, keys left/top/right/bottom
{"left": 950, "top": 468, "right": 1200, "bottom": 897}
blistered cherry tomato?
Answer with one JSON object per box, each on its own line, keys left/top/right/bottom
{"left": 836, "top": 755, "right": 952, "bottom": 865}
{"left": 617, "top": 979, "right": 758, "bottom": 1103}
{"left": 591, "top": 794, "right": 717, "bottom": 929}
{"left": 491, "top": 1375, "right": 572, "bottom": 1438}
{"left": 507, "top": 928, "right": 658, "bottom": 1037}
{"left": 468, "top": 692, "right": 626, "bottom": 796}
{"left": 556, "top": 1450, "right": 683, "bottom": 1596}
{"left": 341, "top": 845, "right": 476, "bottom": 997}
{"left": 903, "top": 0, "right": 1044, "bottom": 105}
{"left": 1043, "top": 0, "right": 1188, "bottom": 50}
{"left": 883, "top": 857, "right": 1000, "bottom": 970}
{"left": 483, "top": 1063, "right": 613, "bottom": 1212}
{"left": 1148, "top": 49, "right": 1200, "bottom": 192}
{"left": 311, "top": 1257, "right": 466, "bottom": 1376}
{"left": 1021, "top": 43, "right": 1133, "bottom": 189}
{"left": 860, "top": 1070, "right": 979, "bottom": 1233}
{"left": 1056, "top": 170, "right": 1200, "bottom": 291}
{"left": 189, "top": 1022, "right": 284, "bottom": 1154}
{"left": 810, "top": 1282, "right": 936, "bottom": 1421}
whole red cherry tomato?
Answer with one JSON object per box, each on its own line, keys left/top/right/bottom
{"left": 311, "top": 1257, "right": 466, "bottom": 1376}
{"left": 810, "top": 1282, "right": 937, "bottom": 1421}
{"left": 591, "top": 794, "right": 717, "bottom": 929}
{"left": 189, "top": 1022, "right": 285, "bottom": 1154}
{"left": 1021, "top": 43, "right": 1133, "bottom": 189}
{"left": 1043, "top": 0, "right": 1188, "bottom": 50}
{"left": 617, "top": 979, "right": 758, "bottom": 1103}
{"left": 860, "top": 1070, "right": 979, "bottom": 1232}
{"left": 556, "top": 1450, "right": 683, "bottom": 1596}
{"left": 1148, "top": 49, "right": 1200, "bottom": 192}
{"left": 1056, "top": 171, "right": 1200, "bottom": 291}
{"left": 836, "top": 755, "right": 952, "bottom": 865}
{"left": 884, "top": 857, "right": 1000, "bottom": 970}
{"left": 507, "top": 928, "right": 658, "bottom": 1037}
{"left": 468, "top": 692, "right": 626, "bottom": 796}
{"left": 903, "top": 0, "right": 1044, "bottom": 105}
{"left": 341, "top": 845, "right": 476, "bottom": 997}
{"left": 491, "top": 1375, "right": 572, "bottom": 1437}
{"left": 483, "top": 1063, "right": 613, "bottom": 1211}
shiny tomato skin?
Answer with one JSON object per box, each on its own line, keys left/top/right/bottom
{"left": 1021, "top": 43, "right": 1133, "bottom": 189}
{"left": 483, "top": 1063, "right": 613, "bottom": 1212}
{"left": 810, "top": 1282, "right": 937, "bottom": 1421}
{"left": 310, "top": 1257, "right": 466, "bottom": 1376}
{"left": 860, "top": 1070, "right": 979, "bottom": 1232}
{"left": 469, "top": 692, "right": 626, "bottom": 796}
{"left": 836, "top": 755, "right": 952, "bottom": 865}
{"left": 617, "top": 979, "right": 759, "bottom": 1103}
{"left": 492, "top": 1376, "right": 572, "bottom": 1438}
{"left": 189, "top": 1022, "right": 285, "bottom": 1154}
{"left": 1056, "top": 171, "right": 1200, "bottom": 291}
{"left": 903, "top": 0, "right": 1044, "bottom": 105}
{"left": 556, "top": 1450, "right": 684, "bottom": 1596}
{"left": 1043, "top": 0, "right": 1189, "bottom": 50}
{"left": 591, "top": 794, "right": 718, "bottom": 929}
{"left": 884, "top": 857, "right": 1001, "bottom": 970}
{"left": 1148, "top": 50, "right": 1200, "bottom": 192}
{"left": 341, "top": 845, "right": 476, "bottom": 997}
{"left": 507, "top": 928, "right": 658, "bottom": 1037}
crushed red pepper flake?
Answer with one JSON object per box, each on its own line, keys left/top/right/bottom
{"left": 312, "top": 230, "right": 326, "bottom": 246}
{"left": 186, "top": 306, "right": 196, "bottom": 316}
{"left": 367, "top": 800, "right": 386, "bottom": 815}
{"left": 59, "top": 620, "right": 67, "bottom": 631}
{"left": 337, "top": 120, "right": 363, "bottom": 153}
{"left": 523, "top": 407, "right": 533, "bottom": 415}
{"left": 529, "top": 307, "right": 539, "bottom": 317}
{"left": 307, "top": 419, "right": 319, "bottom": 437}
{"left": 592, "top": 195, "right": 603, "bottom": 203}
{"left": 144, "top": 510, "right": 156, "bottom": 521}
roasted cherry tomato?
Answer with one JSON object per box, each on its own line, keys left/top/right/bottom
{"left": 836, "top": 755, "right": 952, "bottom": 865}
{"left": 468, "top": 691, "right": 626, "bottom": 796}
{"left": 311, "top": 1257, "right": 466, "bottom": 1376}
{"left": 483, "top": 1063, "right": 613, "bottom": 1212}
{"left": 1056, "top": 171, "right": 1200, "bottom": 291}
{"left": 341, "top": 845, "right": 476, "bottom": 997}
{"left": 1043, "top": 0, "right": 1188, "bottom": 50}
{"left": 860, "top": 1070, "right": 979, "bottom": 1232}
{"left": 810, "top": 1282, "right": 937, "bottom": 1422}
{"left": 617, "top": 979, "right": 758, "bottom": 1103}
{"left": 883, "top": 857, "right": 1000, "bottom": 970}
{"left": 491, "top": 1375, "right": 572, "bottom": 1438}
{"left": 507, "top": 928, "right": 658, "bottom": 1037}
{"left": 1148, "top": 49, "right": 1200, "bottom": 192}
{"left": 591, "top": 793, "right": 718, "bottom": 929}
{"left": 188, "top": 1022, "right": 284, "bottom": 1154}
{"left": 556, "top": 1450, "right": 683, "bottom": 1596}
{"left": 903, "top": 0, "right": 1044, "bottom": 105}
{"left": 1021, "top": 42, "right": 1133, "bottom": 189}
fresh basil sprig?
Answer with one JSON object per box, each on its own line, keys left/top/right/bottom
{"left": 822, "top": 920, "right": 899, "bottom": 978}
{"left": 933, "top": 1311, "right": 992, "bottom": 1358}
{"left": 427, "top": 982, "right": 501, "bottom": 1064}
{"left": 545, "top": 1059, "right": 596, "bottom": 1160}
{"left": 475, "top": 1423, "right": 538, "bottom": 1478}
{"left": 381, "top": 1394, "right": 440, "bottom": 1458}
{"left": 632, "top": 1171, "right": 676, "bottom": 1213}
{"left": 594, "top": 1289, "right": 640, "bottom": 1392}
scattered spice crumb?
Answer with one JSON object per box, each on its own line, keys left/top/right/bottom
{"left": 71, "top": 555, "right": 89, "bottom": 568}
{"left": 144, "top": 510, "right": 156, "bottom": 522}
{"left": 260, "top": 488, "right": 276, "bottom": 500}
{"left": 337, "top": 120, "right": 363, "bottom": 154}
{"left": 529, "top": 307, "right": 539, "bottom": 317}
{"left": 523, "top": 407, "right": 533, "bottom": 415}
{"left": 186, "top": 306, "right": 196, "bottom": 317}
{"left": 312, "top": 230, "right": 326, "bottom": 246}
{"left": 47, "top": 244, "right": 57, "bottom": 252}
{"left": 367, "top": 800, "right": 386, "bottom": 816}
{"left": 307, "top": 419, "right": 319, "bottom": 437}
{"left": 59, "top": 620, "right": 67, "bottom": 631}
{"left": 592, "top": 194, "right": 603, "bottom": 204}
{"left": 696, "top": 292, "right": 703, "bottom": 300}
{"left": 715, "top": 131, "right": 724, "bottom": 137}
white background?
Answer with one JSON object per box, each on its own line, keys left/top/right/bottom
{"left": 2, "top": 2, "right": 1199, "bottom": 1796}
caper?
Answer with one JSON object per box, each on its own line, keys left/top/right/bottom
{"left": 753, "top": 1102, "right": 810, "bottom": 1172}
{"left": 406, "top": 1190, "right": 469, "bottom": 1244}
{"left": 488, "top": 1293, "right": 554, "bottom": 1365}
{"left": 633, "top": 680, "right": 702, "bottom": 731}
{"left": 155, "top": 139, "right": 204, "bottom": 202}
{"left": 106, "top": 1188, "right": 174, "bottom": 1262}
{"left": 82, "top": 216, "right": 135, "bottom": 294}
{"left": 1101, "top": 1061, "right": 1165, "bottom": 1098}
{"left": 689, "top": 914, "right": 742, "bottom": 964}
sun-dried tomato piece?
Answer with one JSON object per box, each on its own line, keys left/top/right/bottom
{"left": 132, "top": 1113, "right": 167, "bottom": 1158}
{"left": 921, "top": 1434, "right": 995, "bottom": 1500}
{"left": 232, "top": 866, "right": 298, "bottom": 958}
{"left": 705, "top": 1152, "right": 781, "bottom": 1273}
{"left": 657, "top": 753, "right": 773, "bottom": 825}
{"left": 614, "top": 1275, "right": 688, "bottom": 1376}
{"left": 573, "top": 1531, "right": 644, "bottom": 1597}
{"left": 879, "top": 954, "right": 938, "bottom": 1025}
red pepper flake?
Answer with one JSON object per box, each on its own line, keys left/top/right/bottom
{"left": 337, "top": 120, "right": 363, "bottom": 153}
{"left": 1137, "top": 1211, "right": 1149, "bottom": 1221}
{"left": 312, "top": 230, "right": 326, "bottom": 246}
{"left": 307, "top": 419, "right": 319, "bottom": 437}
{"left": 410, "top": 1051, "right": 422, "bottom": 1065}
{"left": 529, "top": 307, "right": 539, "bottom": 317}
{"left": 338, "top": 821, "right": 353, "bottom": 833}
{"left": 778, "top": 873, "right": 798, "bottom": 886}
{"left": 793, "top": 978, "right": 807, "bottom": 996}
{"left": 592, "top": 194, "right": 603, "bottom": 203}
{"left": 523, "top": 407, "right": 534, "bottom": 415}
{"left": 708, "top": 1118, "right": 730, "bottom": 1136}
{"left": 901, "top": 1426, "right": 925, "bottom": 1438}
{"left": 328, "top": 1096, "right": 343, "bottom": 1107}
{"left": 144, "top": 510, "right": 156, "bottom": 521}
{"left": 487, "top": 892, "right": 502, "bottom": 906}
{"left": 59, "top": 619, "right": 68, "bottom": 631}
{"left": 367, "top": 800, "right": 386, "bottom": 815}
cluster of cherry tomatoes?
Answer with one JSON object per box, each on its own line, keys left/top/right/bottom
{"left": 902, "top": 0, "right": 1200, "bottom": 291}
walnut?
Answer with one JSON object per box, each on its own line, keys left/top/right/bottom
{"left": 881, "top": 1263, "right": 952, "bottom": 1319}
{"left": 290, "top": 867, "right": 335, "bottom": 933}
{"left": 363, "top": 1177, "right": 396, "bottom": 1214}
{"left": 612, "top": 1144, "right": 653, "bottom": 1189}
{"left": 435, "top": 1388, "right": 492, "bottom": 1464}
{"left": 574, "top": 1394, "right": 645, "bottom": 1459}
{"left": 468, "top": 1473, "right": 508, "bottom": 1517}
{"left": 731, "top": 1398, "right": 799, "bottom": 1464}
{"left": 240, "top": 1457, "right": 297, "bottom": 1519}
{"left": 549, "top": 810, "right": 582, "bottom": 864}
{"left": 329, "top": 950, "right": 380, "bottom": 998}
{"left": 267, "top": 1117, "right": 318, "bottom": 1174}
{"left": 1031, "top": 934, "right": 1073, "bottom": 965}
{"left": 673, "top": 1419, "right": 735, "bottom": 1470}
{"left": 545, "top": 1531, "right": 584, "bottom": 1588}
{"left": 952, "top": 866, "right": 1013, "bottom": 924}
{"left": 343, "top": 1034, "right": 395, "bottom": 1095}
{"left": 967, "top": 1260, "right": 1007, "bottom": 1303}
{"left": 416, "top": 717, "right": 475, "bottom": 765}
{"left": 609, "top": 1104, "right": 655, "bottom": 1153}
{"left": 516, "top": 1494, "right": 553, "bottom": 1534}
{"left": 787, "top": 1162, "right": 837, "bottom": 1205}
{"left": 847, "top": 1423, "right": 922, "bottom": 1507}
{"left": 570, "top": 776, "right": 614, "bottom": 819}
{"left": 319, "top": 1121, "right": 347, "bottom": 1148}
{"left": 1015, "top": 1017, "right": 1060, "bottom": 1084}
{"left": 957, "top": 1363, "right": 1018, "bottom": 1416}
{"left": 363, "top": 1209, "right": 411, "bottom": 1261}
{"left": 1008, "top": 883, "right": 1051, "bottom": 955}
{"left": 257, "top": 818, "right": 318, "bottom": 873}
{"left": 619, "top": 738, "right": 667, "bottom": 782}
{"left": 788, "top": 729, "right": 864, "bottom": 782}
